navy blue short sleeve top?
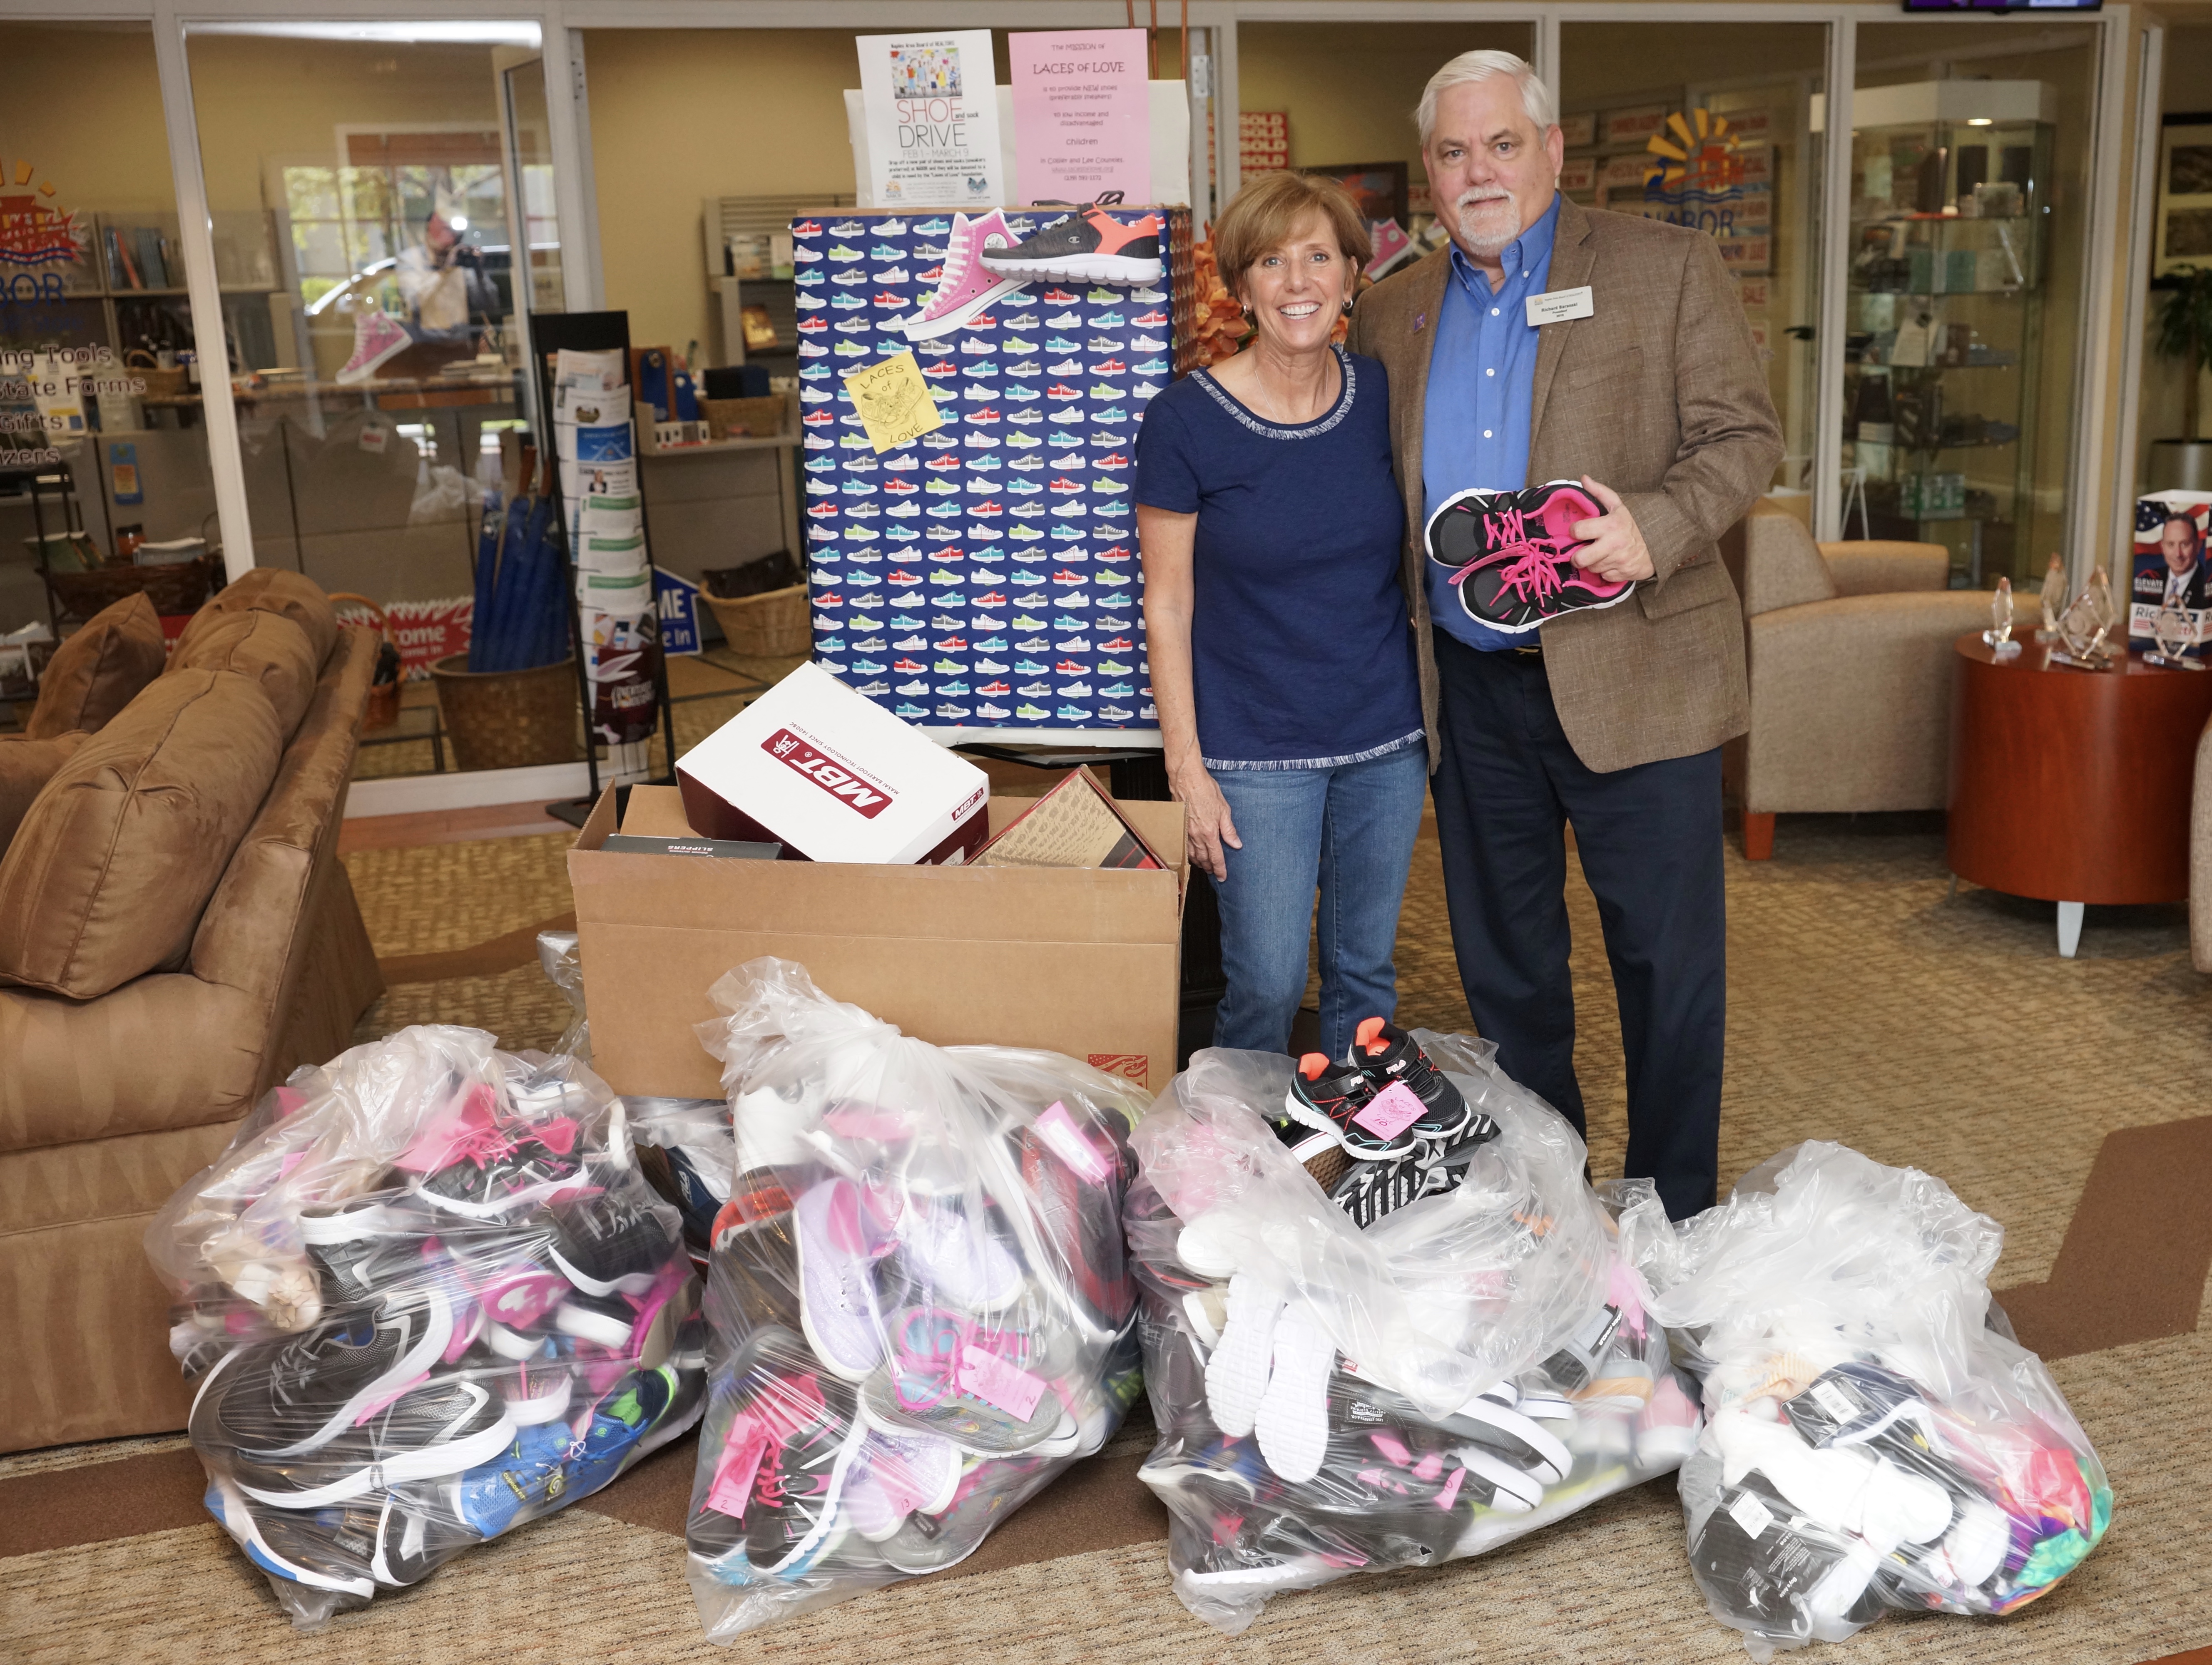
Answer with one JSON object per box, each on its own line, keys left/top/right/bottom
{"left": 1135, "top": 347, "right": 1423, "bottom": 768}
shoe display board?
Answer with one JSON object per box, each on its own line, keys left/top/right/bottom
{"left": 794, "top": 205, "right": 1192, "bottom": 743}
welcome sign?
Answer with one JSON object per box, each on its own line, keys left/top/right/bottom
{"left": 857, "top": 30, "right": 1004, "bottom": 207}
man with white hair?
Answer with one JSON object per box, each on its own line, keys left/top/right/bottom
{"left": 1348, "top": 50, "right": 1782, "bottom": 1219}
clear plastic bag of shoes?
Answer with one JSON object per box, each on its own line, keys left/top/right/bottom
{"left": 1126, "top": 1032, "right": 1703, "bottom": 1635}
{"left": 682, "top": 958, "right": 1151, "bottom": 1640}
{"left": 1613, "top": 1141, "right": 2113, "bottom": 1659}
{"left": 146, "top": 1026, "right": 707, "bottom": 1626}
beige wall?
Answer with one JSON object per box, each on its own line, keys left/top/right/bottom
{"left": 583, "top": 28, "right": 863, "bottom": 358}
{"left": 1237, "top": 22, "right": 1532, "bottom": 172}
{"left": 183, "top": 34, "right": 505, "bottom": 213}
{"left": 0, "top": 23, "right": 173, "bottom": 214}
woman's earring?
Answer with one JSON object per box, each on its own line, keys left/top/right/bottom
{"left": 1341, "top": 296, "right": 1356, "bottom": 316}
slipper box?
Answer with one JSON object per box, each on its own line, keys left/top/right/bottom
{"left": 574, "top": 698, "right": 1187, "bottom": 1103}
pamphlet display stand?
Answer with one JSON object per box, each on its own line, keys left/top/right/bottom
{"left": 531, "top": 310, "right": 682, "bottom": 825}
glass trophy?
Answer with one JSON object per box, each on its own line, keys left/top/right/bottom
{"left": 2036, "top": 553, "right": 2067, "bottom": 641}
{"left": 2052, "top": 569, "right": 2118, "bottom": 670}
{"left": 1981, "top": 577, "right": 2019, "bottom": 656}
{"left": 2146, "top": 606, "right": 2205, "bottom": 671}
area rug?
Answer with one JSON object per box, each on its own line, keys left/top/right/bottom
{"left": 5, "top": 815, "right": 2208, "bottom": 1664}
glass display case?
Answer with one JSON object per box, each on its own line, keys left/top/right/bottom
{"left": 1841, "top": 87, "right": 2054, "bottom": 587}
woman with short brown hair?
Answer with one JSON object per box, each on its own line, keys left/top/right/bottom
{"left": 1135, "top": 172, "right": 1425, "bottom": 1066}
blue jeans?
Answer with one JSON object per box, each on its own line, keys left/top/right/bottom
{"left": 1207, "top": 743, "right": 1428, "bottom": 1061}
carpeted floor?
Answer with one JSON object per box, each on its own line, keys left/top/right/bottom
{"left": 5, "top": 814, "right": 2210, "bottom": 1663}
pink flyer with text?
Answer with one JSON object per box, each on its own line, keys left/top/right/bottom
{"left": 1009, "top": 29, "right": 1151, "bottom": 206}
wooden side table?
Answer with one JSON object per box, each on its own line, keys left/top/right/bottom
{"left": 1946, "top": 634, "right": 2212, "bottom": 956}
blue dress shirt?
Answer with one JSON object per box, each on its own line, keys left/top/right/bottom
{"left": 1420, "top": 194, "right": 1560, "bottom": 651}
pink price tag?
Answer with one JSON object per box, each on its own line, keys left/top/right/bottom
{"left": 1034, "top": 1102, "right": 1112, "bottom": 1185}
{"left": 958, "top": 1344, "right": 1049, "bottom": 1421}
{"left": 705, "top": 1432, "right": 766, "bottom": 1520}
{"left": 1351, "top": 1081, "right": 1428, "bottom": 1141}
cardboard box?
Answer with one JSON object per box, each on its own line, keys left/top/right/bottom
{"left": 569, "top": 785, "right": 1187, "bottom": 1100}
{"left": 675, "top": 661, "right": 990, "bottom": 864}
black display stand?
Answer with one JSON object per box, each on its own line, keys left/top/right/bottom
{"left": 527, "top": 310, "right": 682, "bottom": 829}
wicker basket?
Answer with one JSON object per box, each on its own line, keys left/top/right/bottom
{"left": 703, "top": 584, "right": 809, "bottom": 658}
{"left": 126, "top": 350, "right": 189, "bottom": 399}
{"left": 428, "top": 653, "right": 580, "bottom": 771}
{"left": 701, "top": 395, "right": 788, "bottom": 441}
{"left": 328, "top": 591, "right": 400, "bottom": 731}
{"left": 45, "top": 556, "right": 216, "bottom": 623}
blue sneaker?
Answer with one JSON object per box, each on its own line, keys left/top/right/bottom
{"left": 569, "top": 1364, "right": 690, "bottom": 1496}
{"left": 449, "top": 1421, "right": 573, "bottom": 1538}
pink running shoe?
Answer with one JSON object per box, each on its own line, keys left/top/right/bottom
{"left": 336, "top": 309, "right": 413, "bottom": 385}
{"left": 1423, "top": 479, "right": 1632, "bottom": 633}
{"left": 1365, "top": 218, "right": 1416, "bottom": 281}
{"left": 902, "top": 210, "right": 1023, "bottom": 343}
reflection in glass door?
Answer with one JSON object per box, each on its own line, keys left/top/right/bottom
{"left": 1841, "top": 22, "right": 2098, "bottom": 590}
{"left": 1559, "top": 22, "right": 1831, "bottom": 504}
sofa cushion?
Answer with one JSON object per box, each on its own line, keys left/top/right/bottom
{"left": 180, "top": 568, "right": 337, "bottom": 670}
{"left": 1740, "top": 504, "right": 1839, "bottom": 618}
{"left": 0, "top": 668, "right": 283, "bottom": 1000}
{"left": 166, "top": 608, "right": 319, "bottom": 738}
{"left": 1817, "top": 540, "right": 1952, "bottom": 597}
{"left": 25, "top": 594, "right": 164, "bottom": 740}
{"left": 0, "top": 733, "right": 87, "bottom": 853}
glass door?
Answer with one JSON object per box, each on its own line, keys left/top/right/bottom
{"left": 1559, "top": 20, "right": 1831, "bottom": 504}
{"left": 1841, "top": 20, "right": 2099, "bottom": 589}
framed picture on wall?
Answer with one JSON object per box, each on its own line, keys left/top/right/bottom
{"left": 2156, "top": 116, "right": 2212, "bottom": 279}
{"left": 1300, "top": 162, "right": 1408, "bottom": 228}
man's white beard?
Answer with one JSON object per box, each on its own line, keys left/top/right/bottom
{"left": 1455, "top": 191, "right": 1522, "bottom": 257}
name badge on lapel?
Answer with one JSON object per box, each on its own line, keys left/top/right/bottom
{"left": 1525, "top": 286, "right": 1595, "bottom": 326}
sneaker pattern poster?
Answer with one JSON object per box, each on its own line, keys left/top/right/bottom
{"left": 858, "top": 31, "right": 1004, "bottom": 208}
{"left": 793, "top": 209, "right": 1188, "bottom": 738}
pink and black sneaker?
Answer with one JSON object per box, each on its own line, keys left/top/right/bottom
{"left": 1423, "top": 480, "right": 1632, "bottom": 634}
{"left": 901, "top": 210, "right": 1024, "bottom": 342}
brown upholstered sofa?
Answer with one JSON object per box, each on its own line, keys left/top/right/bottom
{"left": 0, "top": 572, "right": 384, "bottom": 1453}
{"left": 1722, "top": 501, "right": 1996, "bottom": 859}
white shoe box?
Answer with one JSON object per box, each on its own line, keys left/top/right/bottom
{"left": 675, "top": 661, "right": 989, "bottom": 864}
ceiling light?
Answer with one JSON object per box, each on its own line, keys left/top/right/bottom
{"left": 188, "top": 21, "right": 540, "bottom": 46}
{"left": 1966, "top": 117, "right": 1994, "bottom": 127}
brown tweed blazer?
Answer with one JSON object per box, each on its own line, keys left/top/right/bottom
{"left": 1346, "top": 196, "right": 1784, "bottom": 774}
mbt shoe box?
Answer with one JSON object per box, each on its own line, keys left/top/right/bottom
{"left": 676, "top": 660, "right": 989, "bottom": 863}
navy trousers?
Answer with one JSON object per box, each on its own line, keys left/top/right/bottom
{"left": 1429, "top": 629, "right": 1726, "bottom": 1220}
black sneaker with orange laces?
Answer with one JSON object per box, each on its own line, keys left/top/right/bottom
{"left": 979, "top": 193, "right": 1163, "bottom": 286}
{"left": 1282, "top": 1053, "right": 1411, "bottom": 1161}
{"left": 1346, "top": 1019, "right": 1482, "bottom": 1146}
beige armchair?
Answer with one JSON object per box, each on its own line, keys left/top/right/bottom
{"left": 1723, "top": 502, "right": 1996, "bottom": 859}
{"left": 2194, "top": 717, "right": 2212, "bottom": 972}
